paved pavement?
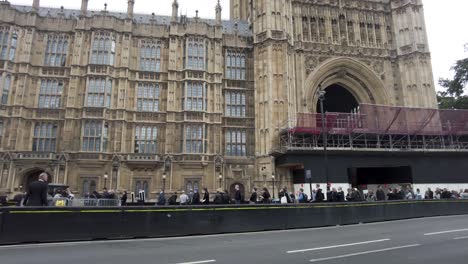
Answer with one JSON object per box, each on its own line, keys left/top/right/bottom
{"left": 1, "top": 215, "right": 468, "bottom": 264}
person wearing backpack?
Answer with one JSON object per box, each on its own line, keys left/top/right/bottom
{"left": 315, "top": 184, "right": 325, "bottom": 202}
{"left": 298, "top": 188, "right": 308, "bottom": 203}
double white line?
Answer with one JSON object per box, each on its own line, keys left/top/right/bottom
{"left": 287, "top": 239, "right": 391, "bottom": 254}
{"left": 287, "top": 238, "right": 420, "bottom": 262}
{"left": 309, "top": 244, "right": 420, "bottom": 262}
{"left": 175, "top": 260, "right": 216, "bottom": 264}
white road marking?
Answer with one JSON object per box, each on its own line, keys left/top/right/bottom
{"left": 175, "top": 260, "right": 216, "bottom": 264}
{"left": 287, "top": 239, "right": 390, "bottom": 254}
{"left": 309, "top": 244, "right": 421, "bottom": 262}
{"left": 424, "top": 228, "right": 468, "bottom": 236}
{"left": 454, "top": 236, "right": 468, "bottom": 240}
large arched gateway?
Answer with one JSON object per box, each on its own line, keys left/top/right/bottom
{"left": 305, "top": 57, "right": 392, "bottom": 113}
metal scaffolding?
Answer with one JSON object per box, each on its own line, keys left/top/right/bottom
{"left": 279, "top": 104, "right": 468, "bottom": 152}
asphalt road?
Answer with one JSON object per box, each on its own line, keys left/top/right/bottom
{"left": 1, "top": 215, "right": 468, "bottom": 264}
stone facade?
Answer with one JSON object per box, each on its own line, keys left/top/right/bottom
{"left": 0, "top": 0, "right": 437, "bottom": 199}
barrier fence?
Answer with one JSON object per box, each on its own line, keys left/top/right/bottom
{"left": 47, "top": 198, "right": 120, "bottom": 207}
{"left": 1, "top": 200, "right": 468, "bottom": 245}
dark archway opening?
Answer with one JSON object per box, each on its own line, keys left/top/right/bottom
{"left": 317, "top": 84, "right": 359, "bottom": 113}
{"left": 22, "top": 169, "right": 51, "bottom": 192}
{"left": 229, "top": 183, "right": 245, "bottom": 201}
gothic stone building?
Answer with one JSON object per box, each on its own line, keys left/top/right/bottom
{"left": 0, "top": 0, "right": 437, "bottom": 199}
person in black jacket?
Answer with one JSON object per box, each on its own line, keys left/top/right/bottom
{"left": 330, "top": 188, "right": 339, "bottom": 202}
{"left": 156, "top": 190, "right": 166, "bottom": 206}
{"left": 167, "top": 192, "right": 178, "bottom": 205}
{"left": 315, "top": 184, "right": 324, "bottom": 202}
{"left": 234, "top": 185, "right": 242, "bottom": 204}
{"left": 191, "top": 189, "right": 200, "bottom": 205}
{"left": 350, "top": 188, "right": 362, "bottom": 202}
{"left": 121, "top": 191, "right": 128, "bottom": 206}
{"left": 441, "top": 188, "right": 452, "bottom": 199}
{"left": 25, "top": 172, "right": 49, "bottom": 206}
{"left": 249, "top": 187, "right": 258, "bottom": 204}
{"left": 222, "top": 189, "right": 231, "bottom": 204}
{"left": 202, "top": 188, "right": 210, "bottom": 204}
{"left": 376, "top": 186, "right": 386, "bottom": 201}
{"left": 397, "top": 188, "right": 405, "bottom": 200}
{"left": 336, "top": 187, "right": 345, "bottom": 202}
{"left": 260, "top": 188, "right": 271, "bottom": 204}
{"left": 425, "top": 188, "right": 434, "bottom": 199}
{"left": 387, "top": 188, "right": 395, "bottom": 200}
{"left": 213, "top": 189, "right": 223, "bottom": 204}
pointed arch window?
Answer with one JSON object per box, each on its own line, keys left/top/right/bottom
{"left": 1, "top": 74, "right": 11, "bottom": 105}
{"left": 225, "top": 129, "right": 247, "bottom": 156}
{"left": 82, "top": 180, "right": 89, "bottom": 194}
{"left": 139, "top": 40, "right": 162, "bottom": 72}
{"left": 90, "top": 32, "right": 116, "bottom": 65}
{"left": 184, "top": 82, "right": 207, "bottom": 111}
{"left": 0, "top": 119, "right": 3, "bottom": 148}
{"left": 185, "top": 124, "right": 205, "bottom": 154}
{"left": 186, "top": 38, "right": 206, "bottom": 70}
{"left": 137, "top": 83, "right": 160, "bottom": 112}
{"left": 134, "top": 125, "right": 158, "bottom": 154}
{"left": 135, "top": 180, "right": 142, "bottom": 195}
{"left": 33, "top": 123, "right": 58, "bottom": 152}
{"left": 44, "top": 35, "right": 69, "bottom": 67}
{"left": 0, "top": 26, "right": 17, "bottom": 61}
{"left": 38, "top": 79, "right": 64, "bottom": 108}
{"left": 225, "top": 91, "right": 246, "bottom": 117}
{"left": 225, "top": 50, "right": 247, "bottom": 80}
{"left": 143, "top": 181, "right": 149, "bottom": 196}
{"left": 82, "top": 121, "right": 109, "bottom": 152}
{"left": 86, "top": 78, "right": 112, "bottom": 108}
{"left": 82, "top": 179, "right": 98, "bottom": 195}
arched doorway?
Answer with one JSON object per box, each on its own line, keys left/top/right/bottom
{"left": 305, "top": 57, "right": 392, "bottom": 113}
{"left": 316, "top": 84, "right": 359, "bottom": 113}
{"left": 229, "top": 183, "right": 245, "bottom": 200}
{"left": 22, "top": 169, "right": 51, "bottom": 192}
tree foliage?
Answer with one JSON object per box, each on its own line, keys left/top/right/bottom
{"left": 438, "top": 57, "right": 468, "bottom": 109}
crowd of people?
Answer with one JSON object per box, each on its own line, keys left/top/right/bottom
{"left": 3, "top": 174, "right": 468, "bottom": 207}
{"left": 150, "top": 184, "right": 468, "bottom": 206}
{"left": 156, "top": 186, "right": 272, "bottom": 206}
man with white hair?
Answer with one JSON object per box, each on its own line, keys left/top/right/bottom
{"left": 25, "top": 172, "right": 49, "bottom": 206}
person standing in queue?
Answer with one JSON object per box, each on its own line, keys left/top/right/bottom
{"left": 376, "top": 186, "right": 386, "bottom": 201}
{"left": 234, "top": 185, "right": 242, "bottom": 204}
{"left": 222, "top": 189, "right": 231, "bottom": 204}
{"left": 121, "top": 191, "right": 128, "bottom": 206}
{"left": 202, "top": 188, "right": 210, "bottom": 204}
{"left": 249, "top": 187, "right": 258, "bottom": 204}
{"left": 260, "top": 188, "right": 271, "bottom": 204}
{"left": 191, "top": 189, "right": 200, "bottom": 205}
{"left": 315, "top": 184, "right": 324, "bottom": 202}
{"left": 25, "top": 172, "right": 49, "bottom": 206}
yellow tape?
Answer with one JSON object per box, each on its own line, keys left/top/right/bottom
{"left": 80, "top": 210, "right": 122, "bottom": 213}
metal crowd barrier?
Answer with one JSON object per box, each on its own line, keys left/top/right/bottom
{"left": 47, "top": 198, "right": 120, "bottom": 207}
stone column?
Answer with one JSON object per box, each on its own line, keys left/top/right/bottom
{"left": 32, "top": 0, "right": 40, "bottom": 13}
{"left": 81, "top": 0, "right": 88, "bottom": 17}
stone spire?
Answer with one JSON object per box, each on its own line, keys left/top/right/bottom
{"left": 32, "top": 0, "right": 40, "bottom": 13}
{"left": 171, "top": 0, "right": 179, "bottom": 23}
{"left": 215, "top": 0, "right": 222, "bottom": 26}
{"left": 81, "top": 0, "right": 89, "bottom": 17}
{"left": 127, "top": 0, "right": 135, "bottom": 19}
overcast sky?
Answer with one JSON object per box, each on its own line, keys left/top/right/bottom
{"left": 8, "top": 0, "right": 468, "bottom": 91}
